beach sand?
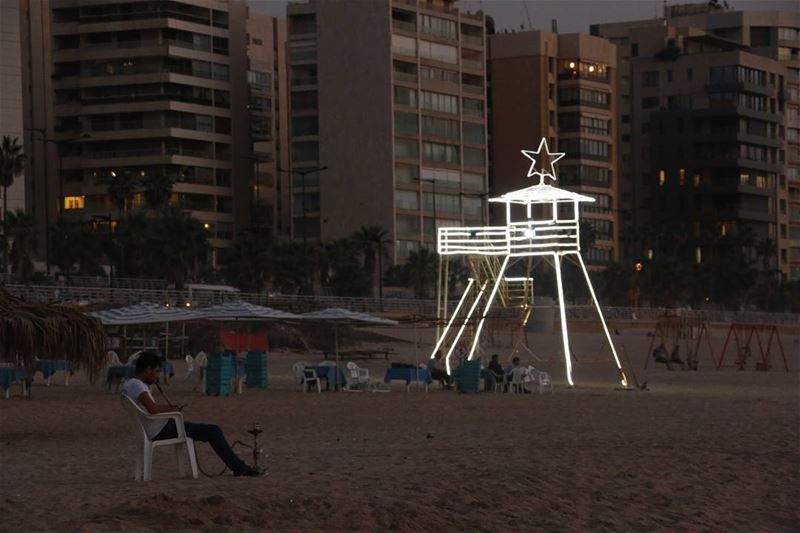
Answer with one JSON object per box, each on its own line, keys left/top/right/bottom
{"left": 0, "top": 326, "right": 798, "bottom": 532}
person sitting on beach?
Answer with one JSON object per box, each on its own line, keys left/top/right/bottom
{"left": 652, "top": 343, "right": 669, "bottom": 367}
{"left": 484, "top": 353, "right": 505, "bottom": 391}
{"left": 427, "top": 353, "right": 453, "bottom": 390}
{"left": 121, "top": 351, "right": 263, "bottom": 477}
{"left": 670, "top": 344, "right": 686, "bottom": 371}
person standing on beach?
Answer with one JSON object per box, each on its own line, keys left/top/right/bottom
{"left": 121, "top": 351, "right": 262, "bottom": 477}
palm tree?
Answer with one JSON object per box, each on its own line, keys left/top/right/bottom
{"left": 140, "top": 169, "right": 175, "bottom": 211}
{"left": 154, "top": 207, "right": 210, "bottom": 289}
{"left": 221, "top": 227, "right": 274, "bottom": 292}
{"left": 4, "top": 210, "right": 38, "bottom": 282}
{"left": 0, "top": 136, "right": 25, "bottom": 272}
{"left": 51, "top": 220, "right": 105, "bottom": 278}
{"left": 405, "top": 246, "right": 437, "bottom": 299}
{"left": 107, "top": 172, "right": 137, "bottom": 218}
{"left": 352, "top": 225, "right": 391, "bottom": 297}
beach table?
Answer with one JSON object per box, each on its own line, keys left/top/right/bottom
{"left": 307, "top": 365, "right": 347, "bottom": 391}
{"left": 0, "top": 367, "right": 31, "bottom": 399}
{"left": 383, "top": 367, "right": 432, "bottom": 392}
{"left": 35, "top": 359, "right": 73, "bottom": 386}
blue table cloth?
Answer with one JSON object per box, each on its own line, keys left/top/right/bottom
{"left": 0, "top": 368, "right": 30, "bottom": 390}
{"left": 35, "top": 360, "right": 72, "bottom": 379}
{"left": 383, "top": 367, "right": 432, "bottom": 385}
{"left": 106, "top": 365, "right": 135, "bottom": 385}
{"left": 307, "top": 365, "right": 347, "bottom": 390}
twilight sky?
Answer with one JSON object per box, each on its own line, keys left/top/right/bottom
{"left": 247, "top": 0, "right": 796, "bottom": 34}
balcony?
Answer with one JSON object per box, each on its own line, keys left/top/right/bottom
{"left": 392, "top": 19, "right": 416, "bottom": 33}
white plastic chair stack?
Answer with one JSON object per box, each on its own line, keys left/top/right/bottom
{"left": 120, "top": 395, "right": 198, "bottom": 482}
{"left": 345, "top": 362, "right": 372, "bottom": 391}
{"left": 107, "top": 350, "right": 121, "bottom": 367}
{"left": 184, "top": 355, "right": 201, "bottom": 390}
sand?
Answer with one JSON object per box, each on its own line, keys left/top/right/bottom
{"left": 0, "top": 326, "right": 798, "bottom": 532}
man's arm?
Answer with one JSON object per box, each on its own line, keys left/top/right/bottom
{"left": 137, "top": 391, "right": 179, "bottom": 414}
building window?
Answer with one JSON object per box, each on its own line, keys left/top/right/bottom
{"left": 420, "top": 91, "right": 458, "bottom": 114}
{"left": 462, "top": 122, "right": 485, "bottom": 143}
{"left": 420, "top": 15, "right": 457, "bottom": 40}
{"left": 659, "top": 169, "right": 665, "bottom": 186}
{"left": 392, "top": 34, "right": 417, "bottom": 57}
{"left": 289, "top": 14, "right": 316, "bottom": 35}
{"left": 395, "top": 138, "right": 419, "bottom": 159}
{"left": 291, "top": 91, "right": 317, "bottom": 110}
{"left": 641, "top": 96, "right": 660, "bottom": 109}
{"left": 422, "top": 116, "right": 459, "bottom": 139}
{"left": 559, "top": 138, "right": 610, "bottom": 161}
{"left": 557, "top": 113, "right": 610, "bottom": 135}
{"left": 292, "top": 141, "right": 319, "bottom": 162}
{"left": 420, "top": 66, "right": 458, "bottom": 83}
{"left": 463, "top": 147, "right": 484, "bottom": 167}
{"left": 422, "top": 142, "right": 459, "bottom": 164}
{"left": 393, "top": 86, "right": 417, "bottom": 108}
{"left": 418, "top": 40, "right": 457, "bottom": 64}
{"left": 396, "top": 215, "right": 420, "bottom": 235}
{"left": 462, "top": 98, "right": 483, "bottom": 117}
{"left": 64, "top": 196, "right": 85, "bottom": 210}
{"left": 248, "top": 70, "right": 270, "bottom": 91}
{"left": 395, "top": 190, "right": 419, "bottom": 210}
{"left": 558, "top": 87, "right": 610, "bottom": 107}
{"left": 421, "top": 167, "right": 460, "bottom": 184}
{"left": 395, "top": 112, "right": 419, "bottom": 135}
{"left": 395, "top": 163, "right": 419, "bottom": 182}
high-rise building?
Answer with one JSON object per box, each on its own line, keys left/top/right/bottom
{"left": 593, "top": 4, "right": 800, "bottom": 280}
{"left": 285, "top": 0, "right": 488, "bottom": 261}
{"left": 489, "top": 30, "right": 619, "bottom": 266}
{"left": 19, "top": 0, "right": 286, "bottom": 267}
{"left": 1, "top": 0, "right": 26, "bottom": 218}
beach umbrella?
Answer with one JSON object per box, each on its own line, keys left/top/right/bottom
{"left": 201, "top": 301, "right": 300, "bottom": 322}
{"left": 0, "top": 287, "right": 106, "bottom": 382}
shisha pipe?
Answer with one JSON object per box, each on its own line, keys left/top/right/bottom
{"left": 232, "top": 423, "right": 265, "bottom": 471}
{"left": 154, "top": 379, "right": 186, "bottom": 411}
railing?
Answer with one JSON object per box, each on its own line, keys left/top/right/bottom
{"left": 4, "top": 283, "right": 797, "bottom": 325}
{"left": 438, "top": 222, "right": 580, "bottom": 256}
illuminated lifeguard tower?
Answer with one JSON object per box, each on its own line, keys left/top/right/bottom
{"left": 431, "top": 138, "right": 628, "bottom": 387}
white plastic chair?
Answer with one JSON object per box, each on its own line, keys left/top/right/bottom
{"left": 120, "top": 395, "right": 198, "bottom": 482}
{"left": 345, "top": 362, "right": 371, "bottom": 391}
{"left": 302, "top": 368, "right": 322, "bottom": 393}
{"left": 292, "top": 362, "right": 307, "bottom": 390}
{"left": 107, "top": 350, "right": 121, "bottom": 366}
{"left": 508, "top": 367, "right": 528, "bottom": 393}
{"left": 127, "top": 351, "right": 142, "bottom": 366}
{"left": 536, "top": 371, "right": 553, "bottom": 394}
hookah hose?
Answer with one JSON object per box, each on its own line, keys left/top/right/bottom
{"left": 154, "top": 380, "right": 256, "bottom": 478}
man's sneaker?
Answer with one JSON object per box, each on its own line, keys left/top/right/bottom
{"left": 235, "top": 465, "right": 267, "bottom": 477}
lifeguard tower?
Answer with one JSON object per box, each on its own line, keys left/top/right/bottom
{"left": 431, "top": 138, "right": 628, "bottom": 387}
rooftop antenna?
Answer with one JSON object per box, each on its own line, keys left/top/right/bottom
{"left": 522, "top": 0, "right": 533, "bottom": 30}
{"left": 551, "top": 19, "right": 558, "bottom": 34}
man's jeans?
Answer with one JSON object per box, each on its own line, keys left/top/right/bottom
{"left": 155, "top": 419, "right": 246, "bottom": 473}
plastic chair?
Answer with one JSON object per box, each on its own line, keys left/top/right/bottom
{"left": 345, "top": 362, "right": 370, "bottom": 391}
{"left": 508, "top": 367, "right": 528, "bottom": 393}
{"left": 127, "top": 351, "right": 142, "bottom": 366}
{"left": 302, "top": 368, "right": 322, "bottom": 393}
{"left": 536, "top": 371, "right": 553, "bottom": 394}
{"left": 107, "top": 350, "right": 121, "bottom": 366}
{"left": 120, "top": 395, "right": 198, "bottom": 482}
{"left": 292, "top": 362, "right": 308, "bottom": 391}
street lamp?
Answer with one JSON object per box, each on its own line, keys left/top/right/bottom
{"left": 278, "top": 165, "right": 327, "bottom": 245}
{"left": 24, "top": 128, "right": 91, "bottom": 274}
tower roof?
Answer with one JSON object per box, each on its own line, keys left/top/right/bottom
{"left": 489, "top": 184, "right": 596, "bottom": 205}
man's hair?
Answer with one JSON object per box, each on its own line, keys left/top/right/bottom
{"left": 135, "top": 351, "right": 163, "bottom": 373}
{"left": 491, "top": 354, "right": 499, "bottom": 360}
{"left": 512, "top": 356, "right": 520, "bottom": 364}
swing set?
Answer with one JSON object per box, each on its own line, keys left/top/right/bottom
{"left": 716, "top": 323, "right": 790, "bottom": 372}
{"left": 644, "top": 316, "right": 717, "bottom": 370}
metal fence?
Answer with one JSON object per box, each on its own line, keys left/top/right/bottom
{"left": 3, "top": 283, "right": 798, "bottom": 325}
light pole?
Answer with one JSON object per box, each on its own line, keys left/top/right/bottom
{"left": 278, "top": 165, "right": 327, "bottom": 245}
{"left": 24, "top": 129, "right": 90, "bottom": 274}
{"left": 91, "top": 214, "right": 114, "bottom": 286}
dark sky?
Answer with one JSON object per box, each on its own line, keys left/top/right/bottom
{"left": 247, "top": 0, "right": 796, "bottom": 34}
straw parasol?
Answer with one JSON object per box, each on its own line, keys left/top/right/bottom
{"left": 0, "top": 287, "right": 106, "bottom": 382}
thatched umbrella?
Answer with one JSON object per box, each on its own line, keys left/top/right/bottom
{"left": 0, "top": 287, "right": 106, "bottom": 382}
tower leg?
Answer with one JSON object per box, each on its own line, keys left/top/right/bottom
{"left": 574, "top": 252, "right": 628, "bottom": 387}
{"left": 466, "top": 256, "right": 510, "bottom": 361}
{"left": 553, "top": 253, "right": 573, "bottom": 387}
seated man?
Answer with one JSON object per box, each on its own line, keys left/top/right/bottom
{"left": 426, "top": 353, "right": 453, "bottom": 389}
{"left": 484, "top": 353, "right": 505, "bottom": 391}
{"left": 121, "top": 351, "right": 262, "bottom": 477}
{"left": 504, "top": 356, "right": 531, "bottom": 393}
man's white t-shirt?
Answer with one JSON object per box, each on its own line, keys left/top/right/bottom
{"left": 121, "top": 378, "right": 168, "bottom": 440}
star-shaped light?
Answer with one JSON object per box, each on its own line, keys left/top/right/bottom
{"left": 521, "top": 138, "right": 565, "bottom": 185}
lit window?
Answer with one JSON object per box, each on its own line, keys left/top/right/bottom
{"left": 721, "top": 224, "right": 727, "bottom": 236}
{"left": 658, "top": 170, "right": 665, "bottom": 186}
{"left": 695, "top": 247, "right": 702, "bottom": 264}
{"left": 679, "top": 168, "right": 685, "bottom": 186}
{"left": 693, "top": 174, "right": 700, "bottom": 187}
{"left": 63, "top": 196, "right": 85, "bottom": 210}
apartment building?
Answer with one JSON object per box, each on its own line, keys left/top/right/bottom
{"left": 19, "top": 0, "right": 287, "bottom": 267}
{"left": 489, "top": 31, "right": 619, "bottom": 265}
{"left": 1, "top": 0, "right": 26, "bottom": 218}
{"left": 285, "top": 0, "right": 488, "bottom": 261}
{"left": 593, "top": 4, "right": 800, "bottom": 280}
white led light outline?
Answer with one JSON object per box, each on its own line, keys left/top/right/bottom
{"left": 466, "top": 256, "right": 510, "bottom": 361}
{"left": 444, "top": 280, "right": 488, "bottom": 375}
{"left": 428, "top": 278, "right": 476, "bottom": 360}
{"left": 574, "top": 252, "right": 628, "bottom": 387}
{"left": 553, "top": 252, "right": 573, "bottom": 387}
